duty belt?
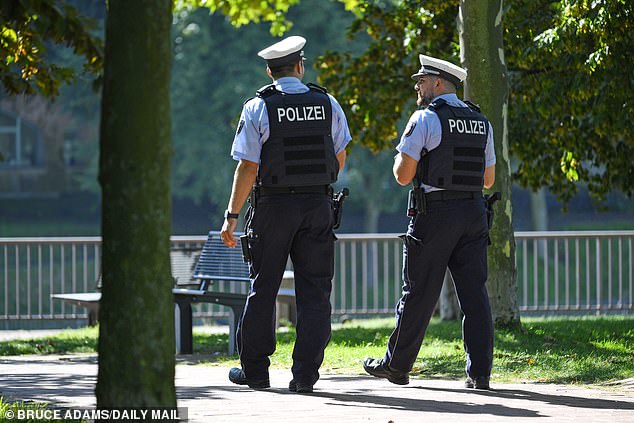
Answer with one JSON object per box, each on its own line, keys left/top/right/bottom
{"left": 258, "top": 185, "right": 331, "bottom": 196}
{"left": 425, "top": 190, "right": 480, "bottom": 201}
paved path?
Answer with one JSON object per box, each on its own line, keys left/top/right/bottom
{"left": 1, "top": 354, "right": 633, "bottom": 423}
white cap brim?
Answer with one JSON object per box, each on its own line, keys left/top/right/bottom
{"left": 258, "top": 36, "right": 306, "bottom": 67}
{"left": 411, "top": 54, "right": 467, "bottom": 86}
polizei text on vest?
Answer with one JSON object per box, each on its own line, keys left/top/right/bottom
{"left": 277, "top": 105, "right": 326, "bottom": 123}
{"left": 448, "top": 118, "right": 486, "bottom": 135}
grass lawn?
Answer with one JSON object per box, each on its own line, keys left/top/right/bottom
{"left": 1, "top": 316, "right": 632, "bottom": 386}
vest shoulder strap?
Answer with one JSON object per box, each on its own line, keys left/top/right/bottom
{"left": 256, "top": 84, "right": 278, "bottom": 99}
{"left": 427, "top": 98, "right": 447, "bottom": 111}
{"left": 463, "top": 100, "right": 481, "bottom": 112}
{"left": 306, "top": 82, "right": 328, "bottom": 94}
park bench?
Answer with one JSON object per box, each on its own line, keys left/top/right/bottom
{"left": 174, "top": 232, "right": 295, "bottom": 354}
{"left": 51, "top": 231, "right": 295, "bottom": 355}
{"left": 51, "top": 246, "right": 199, "bottom": 327}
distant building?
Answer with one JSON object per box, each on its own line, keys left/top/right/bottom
{"left": 0, "top": 109, "right": 77, "bottom": 198}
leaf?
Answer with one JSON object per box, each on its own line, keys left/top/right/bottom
{"left": 560, "top": 151, "right": 579, "bottom": 182}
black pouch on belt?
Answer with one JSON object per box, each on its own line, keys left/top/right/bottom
{"left": 240, "top": 234, "right": 252, "bottom": 264}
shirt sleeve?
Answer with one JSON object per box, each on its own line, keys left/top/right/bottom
{"left": 485, "top": 121, "right": 496, "bottom": 167}
{"left": 396, "top": 110, "right": 434, "bottom": 161}
{"left": 328, "top": 94, "right": 352, "bottom": 154}
{"left": 230, "top": 98, "right": 269, "bottom": 163}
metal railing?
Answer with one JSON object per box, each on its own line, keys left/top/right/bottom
{"left": 1, "top": 237, "right": 103, "bottom": 322}
{"left": 514, "top": 231, "right": 633, "bottom": 313}
{"left": 1, "top": 231, "right": 632, "bottom": 326}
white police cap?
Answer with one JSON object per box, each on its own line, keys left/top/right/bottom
{"left": 411, "top": 54, "right": 467, "bottom": 87}
{"left": 258, "top": 36, "right": 306, "bottom": 68}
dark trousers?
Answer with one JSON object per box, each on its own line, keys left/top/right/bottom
{"left": 237, "top": 193, "right": 334, "bottom": 385}
{"left": 384, "top": 197, "right": 494, "bottom": 378}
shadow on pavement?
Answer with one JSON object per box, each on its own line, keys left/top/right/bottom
{"left": 414, "top": 385, "right": 634, "bottom": 411}
{"left": 0, "top": 373, "right": 95, "bottom": 403}
{"left": 304, "top": 389, "right": 540, "bottom": 418}
{"left": 176, "top": 382, "right": 540, "bottom": 418}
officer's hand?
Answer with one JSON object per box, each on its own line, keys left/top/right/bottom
{"left": 220, "top": 218, "right": 238, "bottom": 248}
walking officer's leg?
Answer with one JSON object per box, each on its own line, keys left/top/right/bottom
{"left": 237, "top": 198, "right": 297, "bottom": 381}
{"left": 384, "top": 213, "right": 454, "bottom": 373}
{"left": 288, "top": 195, "right": 334, "bottom": 387}
{"left": 448, "top": 201, "right": 494, "bottom": 380}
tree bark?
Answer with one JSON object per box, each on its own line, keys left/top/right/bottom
{"left": 459, "top": 0, "right": 520, "bottom": 327}
{"left": 96, "top": 0, "right": 176, "bottom": 407}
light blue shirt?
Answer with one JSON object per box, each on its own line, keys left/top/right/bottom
{"left": 231, "top": 77, "right": 352, "bottom": 162}
{"left": 395, "top": 93, "right": 496, "bottom": 191}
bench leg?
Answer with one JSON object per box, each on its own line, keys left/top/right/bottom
{"left": 87, "top": 305, "right": 100, "bottom": 326}
{"left": 227, "top": 305, "right": 243, "bottom": 355}
{"left": 175, "top": 301, "right": 193, "bottom": 354}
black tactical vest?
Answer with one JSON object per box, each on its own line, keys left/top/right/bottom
{"left": 257, "top": 83, "right": 339, "bottom": 187}
{"left": 417, "top": 98, "right": 489, "bottom": 191}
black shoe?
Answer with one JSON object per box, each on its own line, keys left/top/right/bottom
{"left": 228, "top": 367, "right": 270, "bottom": 390}
{"left": 465, "top": 376, "right": 490, "bottom": 390}
{"left": 363, "top": 358, "right": 409, "bottom": 385}
{"left": 289, "top": 379, "right": 313, "bottom": 393}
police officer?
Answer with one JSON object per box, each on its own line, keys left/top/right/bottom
{"left": 363, "top": 54, "right": 496, "bottom": 390}
{"left": 220, "top": 36, "right": 352, "bottom": 393}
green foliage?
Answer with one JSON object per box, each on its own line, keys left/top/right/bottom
{"left": 321, "top": 0, "right": 634, "bottom": 204}
{"left": 8, "top": 0, "right": 632, "bottom": 224}
{"left": 0, "top": 0, "right": 103, "bottom": 98}
{"left": 170, "top": 0, "right": 368, "bottom": 209}
{"left": 176, "top": 0, "right": 301, "bottom": 35}
{"left": 176, "top": 0, "right": 363, "bottom": 35}
{"left": 317, "top": 0, "right": 460, "bottom": 152}
{"left": 505, "top": 0, "right": 634, "bottom": 202}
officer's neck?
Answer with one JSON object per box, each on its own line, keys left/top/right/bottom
{"left": 435, "top": 88, "right": 456, "bottom": 97}
{"left": 273, "top": 77, "right": 302, "bottom": 83}
{"left": 271, "top": 72, "right": 303, "bottom": 83}
{"left": 269, "top": 62, "right": 304, "bottom": 82}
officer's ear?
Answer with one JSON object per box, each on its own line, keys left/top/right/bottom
{"left": 266, "top": 66, "right": 273, "bottom": 80}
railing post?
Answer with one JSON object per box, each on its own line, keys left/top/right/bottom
{"left": 596, "top": 238, "right": 601, "bottom": 313}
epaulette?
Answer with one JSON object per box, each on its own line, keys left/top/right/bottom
{"left": 464, "top": 100, "right": 481, "bottom": 112}
{"left": 427, "top": 98, "right": 447, "bottom": 111}
{"left": 256, "top": 84, "right": 278, "bottom": 99}
{"left": 307, "top": 82, "right": 328, "bottom": 94}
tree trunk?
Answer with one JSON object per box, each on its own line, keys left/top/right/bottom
{"left": 530, "top": 187, "right": 549, "bottom": 231}
{"left": 363, "top": 203, "right": 381, "bottom": 233}
{"left": 459, "top": 0, "right": 520, "bottom": 328}
{"left": 96, "top": 0, "right": 176, "bottom": 407}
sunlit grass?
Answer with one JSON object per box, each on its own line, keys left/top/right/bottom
{"left": 0, "top": 326, "right": 98, "bottom": 355}
{"left": 1, "top": 316, "right": 632, "bottom": 385}
{"left": 197, "top": 316, "right": 634, "bottom": 384}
